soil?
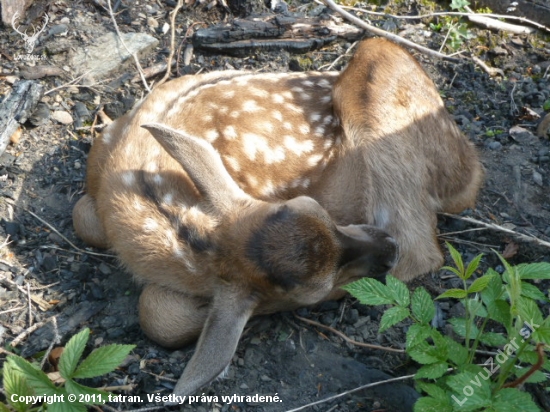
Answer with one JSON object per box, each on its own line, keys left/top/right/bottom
{"left": 1, "top": 1, "right": 550, "bottom": 411}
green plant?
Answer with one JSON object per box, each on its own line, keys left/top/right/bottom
{"left": 543, "top": 99, "right": 550, "bottom": 112}
{"left": 343, "top": 243, "right": 550, "bottom": 411}
{"left": 2, "top": 328, "right": 135, "bottom": 412}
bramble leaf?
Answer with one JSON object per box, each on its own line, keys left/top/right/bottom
{"left": 342, "top": 278, "right": 394, "bottom": 306}
{"left": 412, "top": 287, "right": 435, "bottom": 324}
{"left": 386, "top": 275, "right": 410, "bottom": 307}
{"left": 437, "top": 289, "right": 468, "bottom": 300}
{"left": 59, "top": 328, "right": 89, "bottom": 380}
{"left": 379, "top": 306, "right": 410, "bottom": 333}
{"left": 73, "top": 344, "right": 135, "bottom": 379}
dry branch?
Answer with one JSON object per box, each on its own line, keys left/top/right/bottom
{"left": 0, "top": 80, "right": 44, "bottom": 157}
{"left": 321, "top": 0, "right": 460, "bottom": 62}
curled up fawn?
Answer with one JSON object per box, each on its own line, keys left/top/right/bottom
{"left": 73, "top": 38, "right": 483, "bottom": 396}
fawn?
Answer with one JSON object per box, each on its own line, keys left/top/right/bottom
{"left": 73, "top": 38, "right": 482, "bottom": 396}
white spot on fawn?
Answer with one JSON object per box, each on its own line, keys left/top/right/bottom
{"left": 243, "top": 100, "right": 261, "bottom": 112}
{"left": 310, "top": 113, "right": 321, "bottom": 122}
{"left": 321, "top": 95, "right": 332, "bottom": 104}
{"left": 223, "top": 90, "right": 236, "bottom": 99}
{"left": 299, "top": 124, "right": 310, "bottom": 134}
{"left": 251, "top": 88, "right": 269, "bottom": 98}
{"left": 223, "top": 125, "right": 238, "bottom": 140}
{"left": 300, "top": 93, "right": 311, "bottom": 101}
{"left": 122, "top": 171, "right": 135, "bottom": 186}
{"left": 205, "top": 129, "right": 219, "bottom": 142}
{"left": 283, "top": 122, "right": 293, "bottom": 131}
{"left": 314, "top": 126, "right": 325, "bottom": 136}
{"left": 272, "top": 110, "right": 283, "bottom": 121}
{"left": 153, "top": 174, "right": 163, "bottom": 184}
{"left": 292, "top": 86, "right": 304, "bottom": 93}
{"left": 284, "top": 136, "right": 313, "bottom": 155}
{"left": 318, "top": 79, "right": 331, "bottom": 88}
{"left": 323, "top": 115, "right": 334, "bottom": 125}
{"left": 272, "top": 94, "right": 285, "bottom": 104}
{"left": 307, "top": 154, "right": 323, "bottom": 167}
{"left": 143, "top": 218, "right": 159, "bottom": 232}
{"left": 224, "top": 156, "right": 240, "bottom": 171}
{"left": 163, "top": 193, "right": 174, "bottom": 205}
{"left": 302, "top": 80, "right": 314, "bottom": 87}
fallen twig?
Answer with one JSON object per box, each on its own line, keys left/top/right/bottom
{"left": 25, "top": 208, "right": 116, "bottom": 258}
{"left": 294, "top": 314, "right": 405, "bottom": 353}
{"left": 40, "top": 317, "right": 60, "bottom": 369}
{"left": 11, "top": 318, "right": 52, "bottom": 347}
{"left": 471, "top": 55, "right": 504, "bottom": 77}
{"left": 157, "top": 0, "right": 184, "bottom": 87}
{"left": 335, "top": 4, "right": 550, "bottom": 33}
{"left": 107, "top": 0, "right": 151, "bottom": 92}
{"left": 321, "top": 0, "right": 460, "bottom": 62}
{"left": 441, "top": 213, "right": 550, "bottom": 249}
{"left": 283, "top": 372, "right": 416, "bottom": 412}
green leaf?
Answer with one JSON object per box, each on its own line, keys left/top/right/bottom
{"left": 73, "top": 344, "right": 135, "bottom": 379}
{"left": 521, "top": 282, "right": 548, "bottom": 302}
{"left": 486, "top": 299, "right": 511, "bottom": 330}
{"left": 406, "top": 324, "right": 433, "bottom": 350}
{"left": 59, "top": 328, "right": 90, "bottom": 380}
{"left": 441, "top": 266, "right": 462, "bottom": 278}
{"left": 436, "top": 289, "right": 468, "bottom": 300}
{"left": 467, "top": 297, "right": 487, "bottom": 317}
{"left": 7, "top": 356, "right": 59, "bottom": 396}
{"left": 446, "top": 242, "right": 465, "bottom": 278}
{"left": 341, "top": 277, "right": 394, "bottom": 306}
{"left": 414, "top": 396, "right": 453, "bottom": 412}
{"left": 449, "top": 318, "right": 480, "bottom": 339}
{"left": 386, "top": 275, "right": 410, "bottom": 307}
{"left": 517, "top": 297, "right": 544, "bottom": 327}
{"left": 444, "top": 336, "right": 469, "bottom": 366}
{"left": 544, "top": 99, "right": 550, "bottom": 112}
{"left": 450, "top": 0, "right": 470, "bottom": 11}
{"left": 516, "top": 262, "right": 550, "bottom": 280}
{"left": 415, "top": 362, "right": 449, "bottom": 380}
{"left": 416, "top": 381, "right": 449, "bottom": 402}
{"left": 409, "top": 342, "right": 440, "bottom": 365}
{"left": 411, "top": 287, "right": 435, "bottom": 324}
{"left": 481, "top": 270, "right": 505, "bottom": 303}
{"left": 467, "top": 274, "right": 494, "bottom": 294}
{"left": 514, "top": 367, "right": 547, "bottom": 384}
{"left": 464, "top": 254, "right": 484, "bottom": 280}
{"left": 64, "top": 380, "right": 109, "bottom": 404}
{"left": 0, "top": 403, "right": 13, "bottom": 412}
{"left": 379, "top": 306, "right": 410, "bottom": 333}
{"left": 479, "top": 332, "right": 508, "bottom": 347}
{"left": 532, "top": 326, "right": 550, "bottom": 344}
{"left": 4, "top": 360, "right": 34, "bottom": 412}
{"left": 491, "top": 388, "right": 540, "bottom": 412}
{"left": 49, "top": 401, "right": 87, "bottom": 412}
{"left": 447, "top": 371, "right": 492, "bottom": 410}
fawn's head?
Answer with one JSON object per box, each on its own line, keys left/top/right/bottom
{"left": 142, "top": 123, "right": 398, "bottom": 396}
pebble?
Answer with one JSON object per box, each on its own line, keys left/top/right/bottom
{"left": 98, "top": 262, "right": 111, "bottom": 275}
{"left": 533, "top": 170, "right": 543, "bottom": 186}
{"left": 51, "top": 110, "right": 74, "bottom": 124}
{"left": 74, "top": 161, "right": 81, "bottom": 169}
{"left": 487, "top": 141, "right": 502, "bottom": 150}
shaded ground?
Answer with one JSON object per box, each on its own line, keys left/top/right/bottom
{"left": 1, "top": 0, "right": 550, "bottom": 411}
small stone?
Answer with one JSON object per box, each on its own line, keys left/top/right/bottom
{"left": 147, "top": 17, "right": 158, "bottom": 29}
{"left": 533, "top": 170, "right": 543, "bottom": 186}
{"left": 260, "top": 374, "right": 272, "bottom": 382}
{"left": 240, "top": 383, "right": 249, "bottom": 389}
{"left": 488, "top": 141, "right": 502, "bottom": 150}
{"left": 51, "top": 110, "right": 73, "bottom": 124}
{"left": 237, "top": 357, "right": 244, "bottom": 366}
{"left": 250, "top": 337, "right": 261, "bottom": 345}
{"left": 74, "top": 161, "right": 81, "bottom": 169}
{"left": 98, "top": 262, "right": 111, "bottom": 275}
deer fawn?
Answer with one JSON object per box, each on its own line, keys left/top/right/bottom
{"left": 73, "top": 38, "right": 482, "bottom": 396}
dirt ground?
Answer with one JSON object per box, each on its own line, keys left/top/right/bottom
{"left": 1, "top": 0, "right": 550, "bottom": 411}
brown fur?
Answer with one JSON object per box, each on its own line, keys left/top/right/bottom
{"left": 72, "top": 38, "right": 482, "bottom": 396}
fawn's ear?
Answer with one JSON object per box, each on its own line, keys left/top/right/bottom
{"left": 142, "top": 123, "right": 252, "bottom": 213}
{"left": 171, "top": 286, "right": 258, "bottom": 397}
{"left": 335, "top": 224, "right": 398, "bottom": 279}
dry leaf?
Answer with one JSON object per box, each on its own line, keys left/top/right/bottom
{"left": 48, "top": 346, "right": 64, "bottom": 369}
{"left": 502, "top": 242, "right": 519, "bottom": 259}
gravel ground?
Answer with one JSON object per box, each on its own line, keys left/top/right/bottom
{"left": 1, "top": 0, "right": 550, "bottom": 411}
